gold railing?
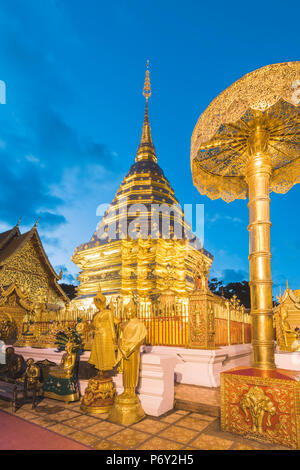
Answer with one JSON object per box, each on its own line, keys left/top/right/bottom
{"left": 18, "top": 291, "right": 251, "bottom": 349}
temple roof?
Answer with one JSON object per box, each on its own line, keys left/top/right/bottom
{"left": 0, "top": 224, "right": 69, "bottom": 302}
{"left": 0, "top": 226, "right": 20, "bottom": 250}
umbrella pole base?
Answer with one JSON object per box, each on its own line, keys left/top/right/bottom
{"left": 221, "top": 366, "right": 300, "bottom": 449}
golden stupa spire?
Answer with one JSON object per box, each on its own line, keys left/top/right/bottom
{"left": 136, "top": 61, "right": 157, "bottom": 163}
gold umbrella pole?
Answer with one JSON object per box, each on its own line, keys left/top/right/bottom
{"left": 246, "top": 121, "right": 275, "bottom": 369}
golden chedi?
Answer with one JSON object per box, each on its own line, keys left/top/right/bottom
{"left": 109, "top": 298, "right": 147, "bottom": 425}
{"left": 81, "top": 285, "right": 117, "bottom": 414}
{"left": 71, "top": 62, "right": 213, "bottom": 312}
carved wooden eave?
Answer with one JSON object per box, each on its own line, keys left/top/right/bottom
{"left": 0, "top": 283, "right": 34, "bottom": 311}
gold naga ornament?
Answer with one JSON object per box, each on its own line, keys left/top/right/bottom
{"left": 81, "top": 285, "right": 117, "bottom": 414}
{"left": 109, "top": 297, "right": 147, "bottom": 426}
{"left": 191, "top": 62, "right": 300, "bottom": 448}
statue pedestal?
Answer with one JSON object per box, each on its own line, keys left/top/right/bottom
{"left": 80, "top": 376, "right": 116, "bottom": 414}
{"left": 109, "top": 393, "right": 145, "bottom": 426}
{"left": 221, "top": 366, "right": 300, "bottom": 449}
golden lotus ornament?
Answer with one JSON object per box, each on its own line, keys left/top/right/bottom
{"left": 191, "top": 62, "right": 300, "bottom": 448}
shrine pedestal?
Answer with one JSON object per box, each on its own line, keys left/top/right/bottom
{"left": 221, "top": 367, "right": 300, "bottom": 449}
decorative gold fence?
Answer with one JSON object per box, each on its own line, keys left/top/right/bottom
{"left": 138, "top": 292, "right": 251, "bottom": 348}
{"left": 140, "top": 315, "right": 189, "bottom": 347}
{"left": 15, "top": 289, "right": 251, "bottom": 350}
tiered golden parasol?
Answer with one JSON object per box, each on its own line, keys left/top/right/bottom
{"left": 191, "top": 62, "right": 300, "bottom": 370}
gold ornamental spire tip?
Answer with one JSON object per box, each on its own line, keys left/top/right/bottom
{"left": 34, "top": 217, "right": 40, "bottom": 228}
{"left": 16, "top": 217, "right": 22, "bottom": 227}
{"left": 143, "top": 60, "right": 151, "bottom": 102}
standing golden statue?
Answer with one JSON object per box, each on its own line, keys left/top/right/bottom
{"left": 81, "top": 285, "right": 117, "bottom": 414}
{"left": 109, "top": 298, "right": 147, "bottom": 425}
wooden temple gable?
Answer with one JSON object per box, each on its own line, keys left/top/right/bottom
{"left": 0, "top": 225, "right": 68, "bottom": 309}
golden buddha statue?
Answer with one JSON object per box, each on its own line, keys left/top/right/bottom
{"left": 88, "top": 285, "right": 116, "bottom": 375}
{"left": 81, "top": 285, "right": 117, "bottom": 414}
{"left": 49, "top": 341, "right": 77, "bottom": 379}
{"left": 43, "top": 341, "right": 80, "bottom": 402}
{"left": 109, "top": 298, "right": 147, "bottom": 425}
{"left": 24, "top": 358, "right": 41, "bottom": 386}
{"left": 280, "top": 309, "right": 296, "bottom": 348}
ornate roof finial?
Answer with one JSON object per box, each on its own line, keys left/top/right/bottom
{"left": 136, "top": 61, "right": 157, "bottom": 163}
{"left": 143, "top": 60, "right": 151, "bottom": 102}
{"left": 34, "top": 217, "right": 40, "bottom": 228}
{"left": 16, "top": 217, "right": 22, "bottom": 227}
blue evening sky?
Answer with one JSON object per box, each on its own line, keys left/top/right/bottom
{"left": 0, "top": 0, "right": 299, "bottom": 295}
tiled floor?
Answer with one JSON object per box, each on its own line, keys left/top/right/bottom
{"left": 0, "top": 398, "right": 291, "bottom": 450}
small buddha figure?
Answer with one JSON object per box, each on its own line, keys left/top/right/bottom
{"left": 0, "top": 347, "right": 26, "bottom": 381}
{"left": 43, "top": 341, "right": 80, "bottom": 402}
{"left": 49, "top": 341, "right": 77, "bottom": 379}
{"left": 24, "top": 358, "right": 41, "bottom": 387}
{"left": 109, "top": 298, "right": 147, "bottom": 425}
{"left": 280, "top": 309, "right": 296, "bottom": 348}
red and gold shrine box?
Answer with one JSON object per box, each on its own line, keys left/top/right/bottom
{"left": 221, "top": 366, "right": 300, "bottom": 449}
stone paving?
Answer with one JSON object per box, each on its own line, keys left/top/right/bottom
{"left": 0, "top": 397, "right": 291, "bottom": 450}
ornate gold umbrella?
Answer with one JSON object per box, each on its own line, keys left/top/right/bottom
{"left": 191, "top": 62, "right": 300, "bottom": 370}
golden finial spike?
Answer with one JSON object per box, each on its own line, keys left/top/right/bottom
{"left": 34, "top": 217, "right": 40, "bottom": 228}
{"left": 143, "top": 60, "right": 151, "bottom": 102}
{"left": 16, "top": 217, "right": 22, "bottom": 227}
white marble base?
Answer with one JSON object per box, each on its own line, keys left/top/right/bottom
{"left": 144, "top": 344, "right": 253, "bottom": 388}
{"left": 11, "top": 346, "right": 91, "bottom": 364}
{"left": 275, "top": 349, "right": 300, "bottom": 371}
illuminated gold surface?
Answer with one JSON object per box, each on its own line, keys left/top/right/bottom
{"left": 88, "top": 285, "right": 116, "bottom": 371}
{"left": 80, "top": 376, "right": 116, "bottom": 414}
